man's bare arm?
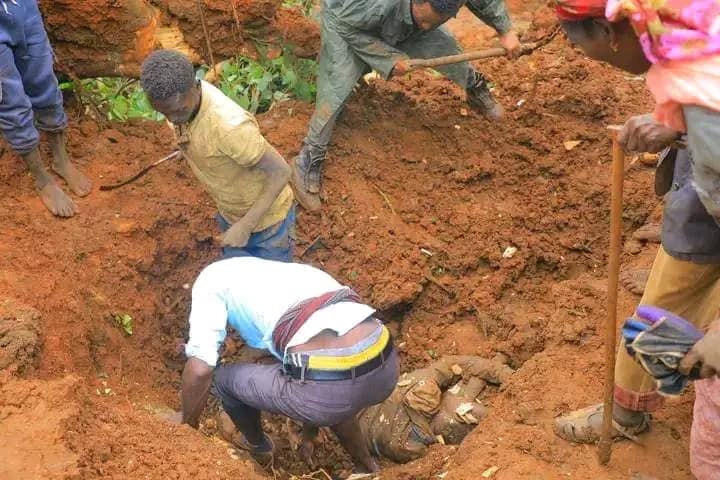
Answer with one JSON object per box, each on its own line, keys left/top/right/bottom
{"left": 221, "top": 145, "right": 291, "bottom": 247}
{"left": 181, "top": 357, "right": 214, "bottom": 427}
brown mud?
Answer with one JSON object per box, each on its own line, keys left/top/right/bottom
{"left": 0, "top": 2, "right": 693, "bottom": 479}
{"left": 40, "top": 0, "right": 319, "bottom": 77}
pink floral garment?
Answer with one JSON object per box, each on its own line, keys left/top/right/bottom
{"left": 606, "top": 0, "right": 720, "bottom": 132}
{"left": 606, "top": 0, "right": 720, "bottom": 63}
{"left": 692, "top": 377, "right": 720, "bottom": 480}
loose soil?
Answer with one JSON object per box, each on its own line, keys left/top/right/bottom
{"left": 0, "top": 2, "right": 693, "bottom": 479}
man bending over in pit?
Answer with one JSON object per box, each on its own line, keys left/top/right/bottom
{"left": 141, "top": 50, "right": 295, "bottom": 262}
{"left": 167, "top": 256, "right": 399, "bottom": 473}
{"left": 1, "top": 0, "right": 92, "bottom": 217}
{"left": 254, "top": 354, "right": 513, "bottom": 466}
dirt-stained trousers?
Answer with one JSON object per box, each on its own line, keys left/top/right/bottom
{"left": 0, "top": 0, "right": 67, "bottom": 155}
{"left": 302, "top": 22, "right": 474, "bottom": 158}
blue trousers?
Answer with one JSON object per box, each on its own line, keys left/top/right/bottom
{"left": 215, "top": 206, "right": 296, "bottom": 262}
{"left": 0, "top": 0, "right": 67, "bottom": 155}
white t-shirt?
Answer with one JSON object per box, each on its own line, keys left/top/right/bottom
{"left": 185, "top": 257, "right": 376, "bottom": 367}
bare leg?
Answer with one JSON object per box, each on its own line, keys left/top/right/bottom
{"left": 48, "top": 131, "right": 92, "bottom": 197}
{"left": 331, "top": 417, "right": 380, "bottom": 473}
{"left": 21, "top": 147, "right": 75, "bottom": 217}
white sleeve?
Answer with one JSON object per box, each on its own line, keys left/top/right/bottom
{"left": 184, "top": 280, "right": 229, "bottom": 368}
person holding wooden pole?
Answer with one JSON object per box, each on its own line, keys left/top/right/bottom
{"left": 548, "top": 0, "right": 720, "bottom": 474}
{"left": 290, "top": 0, "right": 521, "bottom": 211}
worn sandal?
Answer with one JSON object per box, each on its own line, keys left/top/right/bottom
{"left": 554, "top": 403, "right": 650, "bottom": 444}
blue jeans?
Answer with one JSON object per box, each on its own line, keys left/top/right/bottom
{"left": 215, "top": 206, "right": 295, "bottom": 262}
{"left": 0, "top": 0, "right": 67, "bottom": 155}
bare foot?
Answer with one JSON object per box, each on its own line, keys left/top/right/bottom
{"left": 632, "top": 223, "right": 661, "bottom": 243}
{"left": 624, "top": 239, "right": 643, "bottom": 255}
{"left": 38, "top": 182, "right": 76, "bottom": 217}
{"left": 621, "top": 269, "right": 650, "bottom": 296}
{"left": 48, "top": 131, "right": 93, "bottom": 197}
{"left": 53, "top": 161, "right": 93, "bottom": 197}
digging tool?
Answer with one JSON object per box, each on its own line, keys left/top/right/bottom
{"left": 598, "top": 127, "right": 625, "bottom": 465}
{"left": 99, "top": 150, "right": 182, "bottom": 191}
{"left": 406, "top": 41, "right": 540, "bottom": 71}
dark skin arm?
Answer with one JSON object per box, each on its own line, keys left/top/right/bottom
{"left": 679, "top": 321, "right": 720, "bottom": 380}
{"left": 221, "top": 145, "right": 291, "bottom": 247}
{"left": 180, "top": 357, "right": 214, "bottom": 427}
{"left": 618, "top": 114, "right": 680, "bottom": 154}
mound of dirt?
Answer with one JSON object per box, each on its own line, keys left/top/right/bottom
{"left": 41, "top": 0, "right": 320, "bottom": 77}
{"left": 0, "top": 298, "right": 41, "bottom": 377}
{"left": 0, "top": 1, "right": 696, "bottom": 479}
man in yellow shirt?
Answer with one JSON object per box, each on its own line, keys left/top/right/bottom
{"left": 140, "top": 50, "right": 295, "bottom": 261}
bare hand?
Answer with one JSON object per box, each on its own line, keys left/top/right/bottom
{"left": 679, "top": 322, "right": 720, "bottom": 379}
{"left": 618, "top": 114, "right": 680, "bottom": 154}
{"left": 392, "top": 59, "right": 411, "bottom": 77}
{"left": 499, "top": 30, "right": 522, "bottom": 58}
{"left": 220, "top": 220, "right": 253, "bottom": 248}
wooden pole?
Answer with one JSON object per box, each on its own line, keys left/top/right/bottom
{"left": 405, "top": 42, "right": 539, "bottom": 71}
{"left": 598, "top": 128, "right": 625, "bottom": 464}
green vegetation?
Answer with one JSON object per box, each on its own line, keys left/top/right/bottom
{"left": 282, "top": 0, "right": 314, "bottom": 16}
{"left": 214, "top": 50, "right": 317, "bottom": 114}
{"left": 60, "top": 50, "right": 317, "bottom": 122}
{"left": 112, "top": 313, "right": 134, "bottom": 336}
{"left": 60, "top": 78, "right": 163, "bottom": 122}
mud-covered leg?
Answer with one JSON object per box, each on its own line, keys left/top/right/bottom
{"left": 398, "top": 27, "right": 503, "bottom": 120}
{"left": 17, "top": 7, "right": 92, "bottom": 197}
{"left": 293, "top": 23, "right": 366, "bottom": 211}
{"left": 331, "top": 417, "right": 380, "bottom": 473}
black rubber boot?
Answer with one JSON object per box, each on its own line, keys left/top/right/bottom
{"left": 290, "top": 145, "right": 324, "bottom": 211}
{"left": 466, "top": 72, "right": 503, "bottom": 120}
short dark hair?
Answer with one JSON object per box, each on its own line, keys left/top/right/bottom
{"left": 140, "top": 50, "right": 196, "bottom": 101}
{"left": 413, "top": 0, "right": 465, "bottom": 15}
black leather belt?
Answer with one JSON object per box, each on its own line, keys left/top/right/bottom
{"left": 283, "top": 340, "right": 394, "bottom": 381}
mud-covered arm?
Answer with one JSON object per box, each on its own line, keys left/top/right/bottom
{"left": 684, "top": 106, "right": 720, "bottom": 223}
{"left": 325, "top": 0, "right": 407, "bottom": 79}
{"left": 181, "top": 276, "right": 229, "bottom": 426}
{"left": 181, "top": 357, "right": 213, "bottom": 427}
{"left": 332, "top": 22, "right": 408, "bottom": 79}
{"left": 437, "top": 355, "right": 514, "bottom": 386}
{"left": 465, "top": 0, "right": 513, "bottom": 34}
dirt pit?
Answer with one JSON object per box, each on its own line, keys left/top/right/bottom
{"left": 0, "top": 2, "right": 694, "bottom": 479}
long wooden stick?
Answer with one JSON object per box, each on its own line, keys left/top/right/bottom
{"left": 99, "top": 151, "right": 182, "bottom": 191}
{"left": 598, "top": 128, "right": 625, "bottom": 464}
{"left": 406, "top": 42, "right": 539, "bottom": 71}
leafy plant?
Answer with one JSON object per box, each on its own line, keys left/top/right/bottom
{"left": 282, "top": 0, "right": 314, "bottom": 16}
{"left": 61, "top": 78, "right": 163, "bottom": 122}
{"left": 113, "top": 313, "right": 134, "bottom": 336}
{"left": 216, "top": 49, "right": 317, "bottom": 114}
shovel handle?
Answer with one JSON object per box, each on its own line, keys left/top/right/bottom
{"left": 598, "top": 127, "right": 625, "bottom": 465}
{"left": 406, "top": 42, "right": 539, "bottom": 71}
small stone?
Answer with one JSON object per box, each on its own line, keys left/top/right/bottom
{"left": 454, "top": 124, "right": 461, "bottom": 130}
{"left": 482, "top": 466, "right": 500, "bottom": 478}
{"left": 502, "top": 246, "right": 518, "bottom": 259}
{"left": 112, "top": 218, "right": 138, "bottom": 234}
{"left": 459, "top": 108, "right": 468, "bottom": 117}
{"left": 451, "top": 364, "right": 463, "bottom": 375}
{"left": 563, "top": 140, "right": 582, "bottom": 151}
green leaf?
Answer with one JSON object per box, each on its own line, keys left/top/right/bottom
{"left": 113, "top": 313, "right": 134, "bottom": 336}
